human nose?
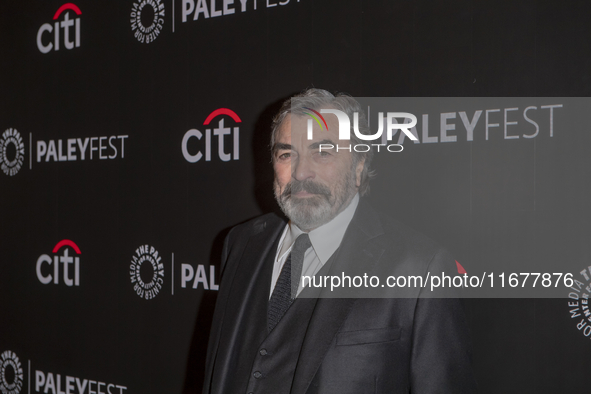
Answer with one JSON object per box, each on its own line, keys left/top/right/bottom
{"left": 292, "top": 154, "right": 315, "bottom": 181}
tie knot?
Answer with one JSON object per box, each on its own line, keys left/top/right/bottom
{"left": 292, "top": 233, "right": 312, "bottom": 256}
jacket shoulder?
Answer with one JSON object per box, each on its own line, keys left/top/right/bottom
{"left": 381, "top": 214, "right": 441, "bottom": 254}
{"left": 368, "top": 205, "right": 455, "bottom": 274}
{"left": 358, "top": 200, "right": 441, "bottom": 254}
{"left": 225, "top": 212, "right": 286, "bottom": 248}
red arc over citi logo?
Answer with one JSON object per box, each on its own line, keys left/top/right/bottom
{"left": 182, "top": 108, "right": 242, "bottom": 163}
{"left": 37, "top": 3, "right": 82, "bottom": 54}
{"left": 36, "top": 239, "right": 81, "bottom": 286}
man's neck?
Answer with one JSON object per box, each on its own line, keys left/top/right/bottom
{"left": 290, "top": 193, "right": 360, "bottom": 265}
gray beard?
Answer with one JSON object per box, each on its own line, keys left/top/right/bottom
{"left": 274, "top": 172, "right": 357, "bottom": 231}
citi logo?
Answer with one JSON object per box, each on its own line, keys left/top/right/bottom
{"left": 182, "top": 108, "right": 241, "bottom": 163}
{"left": 36, "top": 240, "right": 81, "bottom": 286}
{"left": 37, "top": 3, "right": 82, "bottom": 54}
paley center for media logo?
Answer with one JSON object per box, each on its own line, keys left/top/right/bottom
{"left": 0, "top": 350, "right": 23, "bottom": 394}
{"left": 130, "top": 247, "right": 220, "bottom": 299}
{"left": 37, "top": 3, "right": 82, "bottom": 54}
{"left": 0, "top": 128, "right": 25, "bottom": 176}
{"left": 566, "top": 266, "right": 591, "bottom": 342}
{"left": 182, "top": 108, "right": 241, "bottom": 163}
{"left": 130, "top": 245, "right": 165, "bottom": 299}
{"left": 131, "top": 0, "right": 165, "bottom": 43}
{"left": 36, "top": 240, "right": 82, "bottom": 286}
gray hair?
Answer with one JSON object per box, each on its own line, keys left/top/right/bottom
{"left": 270, "top": 88, "right": 376, "bottom": 196}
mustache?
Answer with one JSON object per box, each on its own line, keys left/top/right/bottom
{"left": 282, "top": 180, "right": 332, "bottom": 199}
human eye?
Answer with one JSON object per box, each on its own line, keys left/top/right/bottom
{"left": 276, "top": 151, "right": 292, "bottom": 161}
{"left": 313, "top": 150, "right": 332, "bottom": 159}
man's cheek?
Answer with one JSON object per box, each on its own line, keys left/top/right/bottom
{"left": 274, "top": 163, "right": 290, "bottom": 180}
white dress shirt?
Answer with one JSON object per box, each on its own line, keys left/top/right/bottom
{"left": 270, "top": 193, "right": 360, "bottom": 298}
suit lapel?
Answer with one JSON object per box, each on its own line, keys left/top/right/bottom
{"left": 208, "top": 215, "right": 285, "bottom": 394}
{"left": 291, "top": 199, "right": 387, "bottom": 394}
{"left": 221, "top": 215, "right": 285, "bottom": 334}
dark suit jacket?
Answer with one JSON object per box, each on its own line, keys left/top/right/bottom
{"left": 203, "top": 198, "right": 477, "bottom": 394}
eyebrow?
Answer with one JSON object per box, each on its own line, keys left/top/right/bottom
{"left": 309, "top": 139, "right": 336, "bottom": 150}
{"left": 272, "top": 143, "right": 291, "bottom": 154}
{"left": 272, "top": 139, "right": 336, "bottom": 154}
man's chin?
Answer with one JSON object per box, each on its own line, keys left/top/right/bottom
{"left": 282, "top": 200, "right": 334, "bottom": 230}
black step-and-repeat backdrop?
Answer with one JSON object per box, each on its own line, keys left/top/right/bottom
{"left": 2, "top": 1, "right": 591, "bottom": 393}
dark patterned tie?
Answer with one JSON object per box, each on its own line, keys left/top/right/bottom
{"left": 268, "top": 233, "right": 312, "bottom": 332}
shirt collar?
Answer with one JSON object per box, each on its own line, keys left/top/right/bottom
{"left": 282, "top": 193, "right": 359, "bottom": 265}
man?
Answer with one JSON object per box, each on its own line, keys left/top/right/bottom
{"left": 203, "top": 89, "right": 476, "bottom": 393}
